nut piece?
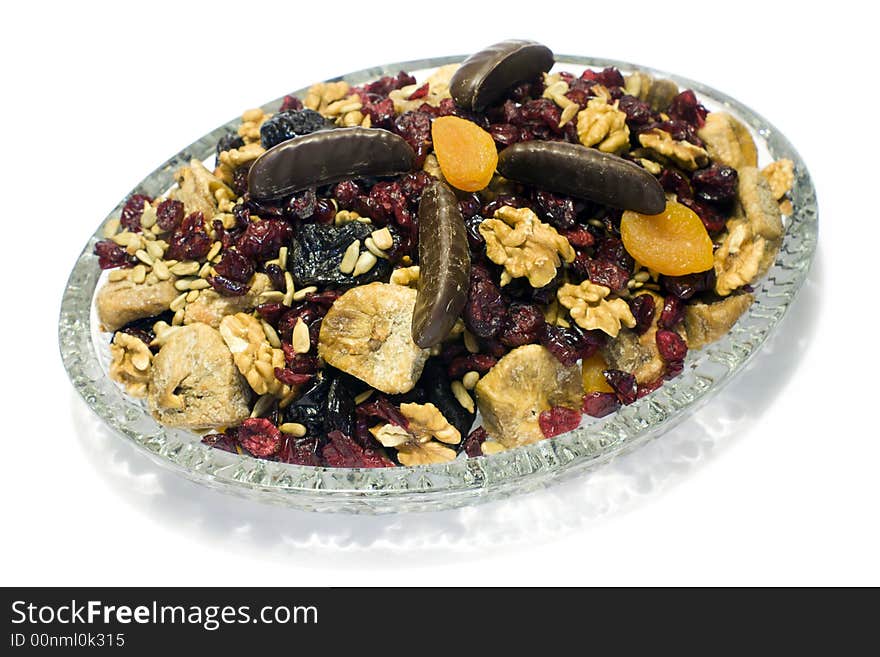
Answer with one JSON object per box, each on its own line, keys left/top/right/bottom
{"left": 714, "top": 167, "right": 784, "bottom": 296}
{"left": 638, "top": 128, "right": 709, "bottom": 171}
{"left": 475, "top": 344, "right": 583, "bottom": 448}
{"left": 370, "top": 402, "right": 461, "bottom": 467}
{"left": 557, "top": 281, "right": 636, "bottom": 338}
{"left": 479, "top": 206, "right": 575, "bottom": 288}
{"left": 390, "top": 265, "right": 420, "bottom": 288}
{"left": 170, "top": 158, "right": 234, "bottom": 220}
{"left": 219, "top": 312, "right": 297, "bottom": 400}
{"left": 624, "top": 72, "right": 679, "bottom": 112}
{"left": 183, "top": 273, "right": 270, "bottom": 328}
{"left": 238, "top": 108, "right": 271, "bottom": 144}
{"left": 96, "top": 276, "right": 179, "bottom": 332}
{"left": 761, "top": 159, "right": 795, "bottom": 200}
{"left": 388, "top": 64, "right": 460, "bottom": 114}
{"left": 696, "top": 112, "right": 758, "bottom": 170}
{"left": 318, "top": 283, "right": 430, "bottom": 394}
{"left": 216, "top": 142, "right": 265, "bottom": 186}
{"left": 576, "top": 98, "right": 630, "bottom": 153}
{"left": 109, "top": 333, "right": 152, "bottom": 398}
{"left": 684, "top": 293, "right": 755, "bottom": 350}
{"left": 147, "top": 323, "right": 251, "bottom": 429}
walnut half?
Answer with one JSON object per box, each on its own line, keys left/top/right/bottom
{"left": 370, "top": 402, "right": 460, "bottom": 466}
{"left": 109, "top": 332, "right": 152, "bottom": 398}
{"left": 219, "top": 312, "right": 295, "bottom": 400}
{"left": 576, "top": 98, "right": 630, "bottom": 153}
{"left": 557, "top": 281, "right": 636, "bottom": 338}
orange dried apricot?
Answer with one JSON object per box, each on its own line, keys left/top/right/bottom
{"left": 431, "top": 116, "right": 498, "bottom": 192}
{"left": 582, "top": 352, "right": 614, "bottom": 393}
{"left": 620, "top": 200, "right": 714, "bottom": 276}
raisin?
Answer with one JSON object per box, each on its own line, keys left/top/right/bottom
{"left": 603, "top": 369, "right": 638, "bottom": 405}
{"left": 120, "top": 194, "right": 152, "bottom": 232}
{"left": 237, "top": 418, "right": 283, "bottom": 457}
{"left": 463, "top": 264, "right": 507, "bottom": 339}
{"left": 166, "top": 212, "right": 212, "bottom": 261}
{"left": 538, "top": 406, "right": 582, "bottom": 438}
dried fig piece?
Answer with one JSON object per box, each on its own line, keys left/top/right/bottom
{"left": 318, "top": 283, "right": 430, "bottom": 394}
{"left": 684, "top": 293, "right": 754, "bottom": 350}
{"left": 412, "top": 181, "right": 471, "bottom": 347}
{"left": 474, "top": 344, "right": 582, "bottom": 448}
{"left": 450, "top": 39, "right": 554, "bottom": 112}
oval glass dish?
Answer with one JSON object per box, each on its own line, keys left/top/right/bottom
{"left": 60, "top": 55, "right": 818, "bottom": 513}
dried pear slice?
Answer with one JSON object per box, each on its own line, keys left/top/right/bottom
{"left": 684, "top": 293, "right": 754, "bottom": 350}
{"left": 474, "top": 344, "right": 583, "bottom": 448}
{"left": 318, "top": 283, "right": 430, "bottom": 394}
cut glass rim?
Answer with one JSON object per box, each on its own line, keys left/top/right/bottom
{"left": 59, "top": 54, "right": 818, "bottom": 513}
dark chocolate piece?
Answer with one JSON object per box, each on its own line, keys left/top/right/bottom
{"left": 450, "top": 40, "right": 554, "bottom": 112}
{"left": 497, "top": 141, "right": 666, "bottom": 214}
{"left": 248, "top": 127, "right": 415, "bottom": 199}
{"left": 412, "top": 181, "right": 471, "bottom": 348}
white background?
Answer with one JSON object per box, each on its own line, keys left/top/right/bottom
{"left": 2, "top": 0, "right": 877, "bottom": 586}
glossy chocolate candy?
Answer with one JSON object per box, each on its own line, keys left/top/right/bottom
{"left": 412, "top": 181, "right": 471, "bottom": 348}
{"left": 497, "top": 141, "right": 666, "bottom": 214}
{"left": 450, "top": 40, "right": 554, "bottom": 112}
{"left": 247, "top": 127, "right": 415, "bottom": 200}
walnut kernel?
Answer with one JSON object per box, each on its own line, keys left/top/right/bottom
{"left": 557, "top": 281, "right": 636, "bottom": 337}
{"left": 576, "top": 98, "right": 630, "bottom": 153}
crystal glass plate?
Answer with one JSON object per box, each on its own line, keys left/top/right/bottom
{"left": 59, "top": 55, "right": 818, "bottom": 513}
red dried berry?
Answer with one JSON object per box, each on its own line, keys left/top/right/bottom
{"left": 692, "top": 164, "right": 738, "bottom": 205}
{"left": 629, "top": 294, "right": 656, "bottom": 335}
{"left": 362, "top": 97, "right": 395, "bottom": 129}
{"left": 662, "top": 269, "right": 716, "bottom": 300}
{"left": 603, "top": 369, "right": 638, "bottom": 405}
{"left": 618, "top": 94, "right": 653, "bottom": 126}
{"left": 659, "top": 295, "right": 685, "bottom": 328}
{"left": 280, "top": 95, "right": 304, "bottom": 112}
{"left": 356, "top": 397, "right": 409, "bottom": 430}
{"left": 540, "top": 324, "right": 602, "bottom": 366}
{"left": 237, "top": 418, "right": 283, "bottom": 457}
{"left": 213, "top": 249, "right": 254, "bottom": 283}
{"left": 166, "top": 212, "right": 212, "bottom": 261}
{"left": 534, "top": 190, "right": 576, "bottom": 230}
{"left": 256, "top": 303, "right": 286, "bottom": 326}
{"left": 274, "top": 367, "right": 313, "bottom": 387}
{"left": 94, "top": 240, "right": 137, "bottom": 269}
{"left": 538, "top": 406, "right": 582, "bottom": 438}
{"left": 562, "top": 227, "right": 595, "bottom": 248}
{"left": 464, "top": 264, "right": 507, "bottom": 339}
{"left": 679, "top": 196, "right": 727, "bottom": 233}
{"left": 447, "top": 353, "right": 498, "bottom": 380}
{"left": 156, "top": 198, "right": 185, "bottom": 232}
{"left": 207, "top": 274, "right": 250, "bottom": 296}
{"left": 236, "top": 219, "right": 292, "bottom": 262}
{"left": 665, "top": 359, "right": 685, "bottom": 380}
{"left": 489, "top": 123, "right": 521, "bottom": 147}
{"left": 585, "top": 258, "right": 630, "bottom": 292}
{"left": 656, "top": 329, "right": 688, "bottom": 362}
{"left": 658, "top": 168, "right": 693, "bottom": 200}
{"left": 120, "top": 194, "right": 152, "bottom": 232}
{"left": 313, "top": 198, "right": 336, "bottom": 224}
{"left": 499, "top": 303, "right": 545, "bottom": 348}
{"left": 637, "top": 377, "right": 664, "bottom": 399}
{"left": 277, "top": 437, "right": 321, "bottom": 465}
{"left": 202, "top": 430, "right": 240, "bottom": 454}
{"left": 263, "top": 263, "right": 287, "bottom": 291}
{"left": 595, "top": 236, "right": 634, "bottom": 272}
{"left": 408, "top": 82, "right": 429, "bottom": 100}
{"left": 667, "top": 90, "right": 708, "bottom": 128}
{"left": 580, "top": 67, "right": 625, "bottom": 89}
{"left": 582, "top": 392, "right": 621, "bottom": 418}
{"left": 333, "top": 180, "right": 363, "bottom": 209}
{"left": 322, "top": 430, "right": 394, "bottom": 468}
{"left": 462, "top": 426, "right": 489, "bottom": 458}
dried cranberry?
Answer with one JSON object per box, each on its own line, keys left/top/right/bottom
{"left": 236, "top": 219, "right": 292, "bottom": 262}
{"left": 637, "top": 377, "right": 664, "bottom": 399}
{"left": 231, "top": 165, "right": 250, "bottom": 197}
{"left": 629, "top": 294, "right": 656, "bottom": 335}
{"left": 333, "top": 180, "right": 362, "bottom": 209}
{"left": 356, "top": 397, "right": 409, "bottom": 430}
{"left": 281, "top": 351, "right": 318, "bottom": 374}
{"left": 517, "top": 99, "right": 563, "bottom": 133}
{"left": 238, "top": 418, "right": 283, "bottom": 457}
{"left": 533, "top": 191, "right": 576, "bottom": 230}
{"left": 213, "top": 249, "right": 254, "bottom": 283}
{"left": 659, "top": 295, "right": 685, "bottom": 329}
{"left": 322, "top": 430, "right": 394, "bottom": 468}
{"left": 313, "top": 198, "right": 336, "bottom": 224}
{"left": 274, "top": 367, "right": 313, "bottom": 386}
{"left": 446, "top": 354, "right": 498, "bottom": 380}
{"left": 287, "top": 188, "right": 317, "bottom": 221}
{"left": 582, "top": 392, "right": 620, "bottom": 418}
{"left": 584, "top": 258, "right": 630, "bottom": 292}
{"left": 667, "top": 90, "right": 707, "bottom": 128}
{"left": 580, "top": 67, "right": 625, "bottom": 89}
{"left": 263, "top": 263, "right": 286, "bottom": 292}
{"left": 166, "top": 212, "right": 212, "bottom": 261}
{"left": 362, "top": 97, "right": 395, "bottom": 129}
{"left": 94, "top": 240, "right": 137, "bottom": 269}
{"left": 464, "top": 264, "right": 507, "bottom": 339}
{"left": 398, "top": 171, "right": 433, "bottom": 205}
{"left": 120, "top": 194, "right": 152, "bottom": 232}
{"left": 561, "top": 227, "right": 595, "bottom": 248}
{"left": 207, "top": 274, "right": 250, "bottom": 296}
{"left": 656, "top": 329, "right": 688, "bottom": 362}
{"left": 481, "top": 194, "right": 530, "bottom": 218}
{"left": 489, "top": 123, "right": 521, "bottom": 147}
{"left": 156, "top": 198, "right": 185, "bottom": 232}
{"left": 280, "top": 95, "right": 304, "bottom": 112}
{"left": 595, "top": 236, "right": 634, "bottom": 271}
{"left": 539, "top": 406, "right": 583, "bottom": 438}
{"left": 256, "top": 303, "right": 286, "bottom": 326}
{"left": 679, "top": 197, "right": 727, "bottom": 233}
{"left": 356, "top": 71, "right": 416, "bottom": 97}
{"left": 462, "top": 426, "right": 488, "bottom": 457}
{"left": 408, "top": 82, "right": 429, "bottom": 100}
{"left": 618, "top": 95, "right": 653, "bottom": 126}
{"left": 305, "top": 289, "right": 341, "bottom": 308}
{"left": 653, "top": 119, "right": 702, "bottom": 146}
{"left": 658, "top": 169, "right": 693, "bottom": 200}
{"left": 499, "top": 303, "right": 545, "bottom": 347}
{"left": 540, "top": 324, "right": 602, "bottom": 366}
{"left": 277, "top": 437, "right": 320, "bottom": 465}
{"left": 393, "top": 111, "right": 433, "bottom": 167}
{"left": 202, "top": 430, "right": 240, "bottom": 454}
{"left": 604, "top": 369, "right": 638, "bottom": 405}
{"left": 665, "top": 359, "right": 685, "bottom": 380}
{"left": 692, "top": 164, "right": 738, "bottom": 205}
{"left": 662, "top": 269, "right": 716, "bottom": 299}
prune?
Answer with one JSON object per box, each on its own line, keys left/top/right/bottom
{"left": 538, "top": 406, "right": 582, "bottom": 438}
{"left": 288, "top": 222, "right": 392, "bottom": 287}
{"left": 603, "top": 369, "right": 638, "bottom": 405}
{"left": 283, "top": 376, "right": 331, "bottom": 438}
{"left": 463, "top": 264, "right": 507, "bottom": 338}
{"left": 421, "top": 359, "right": 476, "bottom": 440}
{"left": 259, "top": 109, "right": 329, "bottom": 149}
{"left": 166, "top": 212, "right": 212, "bottom": 261}
{"left": 235, "top": 219, "right": 292, "bottom": 262}
{"left": 216, "top": 131, "right": 245, "bottom": 159}
{"left": 499, "top": 303, "right": 545, "bottom": 347}
{"left": 325, "top": 374, "right": 356, "bottom": 438}
{"left": 120, "top": 193, "right": 152, "bottom": 232}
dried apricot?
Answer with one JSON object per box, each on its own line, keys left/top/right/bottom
{"left": 620, "top": 200, "right": 714, "bottom": 276}
{"left": 431, "top": 116, "right": 498, "bottom": 192}
{"left": 582, "top": 352, "right": 614, "bottom": 393}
